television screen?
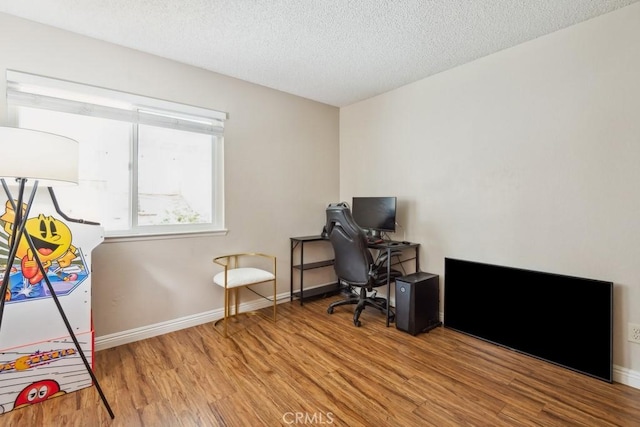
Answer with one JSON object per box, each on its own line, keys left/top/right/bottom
{"left": 444, "top": 258, "right": 613, "bottom": 382}
{"left": 351, "top": 197, "right": 397, "bottom": 234}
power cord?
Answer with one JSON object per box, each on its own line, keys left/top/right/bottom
{"left": 394, "top": 221, "right": 406, "bottom": 242}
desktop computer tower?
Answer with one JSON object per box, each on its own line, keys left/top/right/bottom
{"left": 395, "top": 272, "right": 442, "bottom": 335}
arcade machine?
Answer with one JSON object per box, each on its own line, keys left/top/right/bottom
{"left": 0, "top": 127, "right": 112, "bottom": 417}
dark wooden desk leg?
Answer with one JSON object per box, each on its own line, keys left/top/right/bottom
{"left": 415, "top": 246, "right": 420, "bottom": 272}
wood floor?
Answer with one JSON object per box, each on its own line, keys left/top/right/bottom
{"left": 2, "top": 296, "right": 640, "bottom": 426}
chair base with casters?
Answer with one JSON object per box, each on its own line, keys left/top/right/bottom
{"left": 212, "top": 253, "right": 277, "bottom": 337}
{"left": 327, "top": 285, "right": 395, "bottom": 327}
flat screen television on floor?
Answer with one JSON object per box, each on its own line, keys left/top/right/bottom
{"left": 444, "top": 258, "right": 613, "bottom": 382}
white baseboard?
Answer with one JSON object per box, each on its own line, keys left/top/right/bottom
{"left": 95, "top": 294, "right": 640, "bottom": 391}
{"left": 95, "top": 291, "right": 288, "bottom": 351}
{"left": 613, "top": 365, "right": 640, "bottom": 389}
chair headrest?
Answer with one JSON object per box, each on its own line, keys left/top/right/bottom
{"left": 327, "top": 202, "right": 349, "bottom": 209}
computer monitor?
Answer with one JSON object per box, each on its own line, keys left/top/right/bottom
{"left": 351, "top": 196, "right": 397, "bottom": 238}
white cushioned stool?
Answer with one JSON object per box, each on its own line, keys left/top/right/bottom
{"left": 212, "top": 253, "right": 277, "bottom": 337}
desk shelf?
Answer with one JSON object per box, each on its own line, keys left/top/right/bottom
{"left": 292, "top": 259, "right": 334, "bottom": 270}
{"left": 291, "top": 282, "right": 342, "bottom": 301}
{"left": 290, "top": 235, "right": 338, "bottom": 305}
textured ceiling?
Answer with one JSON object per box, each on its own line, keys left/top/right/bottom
{"left": 0, "top": 1, "right": 638, "bottom": 106}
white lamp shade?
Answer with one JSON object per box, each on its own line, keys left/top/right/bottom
{"left": 0, "top": 126, "right": 79, "bottom": 186}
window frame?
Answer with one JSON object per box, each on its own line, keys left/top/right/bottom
{"left": 6, "top": 70, "right": 227, "bottom": 238}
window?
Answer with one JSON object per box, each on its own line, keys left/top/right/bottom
{"left": 6, "top": 71, "right": 226, "bottom": 237}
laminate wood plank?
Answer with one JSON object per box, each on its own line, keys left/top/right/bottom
{"left": 2, "top": 295, "right": 640, "bottom": 426}
{"left": 332, "top": 365, "right": 423, "bottom": 413}
{"left": 408, "top": 368, "right": 512, "bottom": 426}
{"left": 208, "top": 393, "right": 261, "bottom": 427}
{"left": 326, "top": 368, "right": 406, "bottom": 426}
{"left": 508, "top": 375, "right": 640, "bottom": 426}
{"left": 284, "top": 372, "right": 371, "bottom": 427}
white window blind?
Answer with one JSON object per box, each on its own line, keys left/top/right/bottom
{"left": 6, "top": 70, "right": 226, "bottom": 135}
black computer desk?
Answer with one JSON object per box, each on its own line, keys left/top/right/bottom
{"left": 290, "top": 235, "right": 420, "bottom": 326}
{"left": 366, "top": 240, "right": 420, "bottom": 326}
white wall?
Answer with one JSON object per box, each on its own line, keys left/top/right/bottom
{"left": 0, "top": 13, "right": 340, "bottom": 336}
{"left": 340, "top": 4, "right": 640, "bottom": 380}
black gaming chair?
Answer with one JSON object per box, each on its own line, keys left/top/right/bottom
{"left": 325, "top": 202, "right": 401, "bottom": 327}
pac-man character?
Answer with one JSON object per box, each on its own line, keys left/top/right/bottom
{"left": 1, "top": 201, "right": 77, "bottom": 285}
{"left": 13, "top": 379, "right": 66, "bottom": 410}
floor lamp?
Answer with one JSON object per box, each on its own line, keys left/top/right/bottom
{"left": 0, "top": 127, "right": 114, "bottom": 419}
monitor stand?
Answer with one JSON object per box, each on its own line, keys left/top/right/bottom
{"left": 368, "top": 229, "right": 382, "bottom": 239}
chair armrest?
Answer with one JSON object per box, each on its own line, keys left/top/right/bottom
{"left": 213, "top": 253, "right": 277, "bottom": 275}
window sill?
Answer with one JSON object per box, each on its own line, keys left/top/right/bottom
{"left": 104, "top": 228, "right": 228, "bottom": 243}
